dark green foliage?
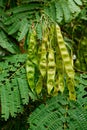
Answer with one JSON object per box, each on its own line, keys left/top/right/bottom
{"left": 0, "top": 1, "right": 20, "bottom": 54}
{"left": 75, "top": 74, "right": 87, "bottom": 107}
{"left": 0, "top": 0, "right": 82, "bottom": 56}
{"left": 0, "top": 54, "right": 30, "bottom": 120}
{"left": 27, "top": 73, "right": 87, "bottom": 130}
{"left": 0, "top": 114, "right": 29, "bottom": 130}
{"left": 28, "top": 86, "right": 87, "bottom": 130}
{"left": 0, "top": 30, "right": 19, "bottom": 54}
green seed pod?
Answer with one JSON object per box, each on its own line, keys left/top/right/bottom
{"left": 56, "top": 24, "right": 76, "bottom": 100}
{"left": 47, "top": 47, "right": 56, "bottom": 94}
{"left": 27, "top": 30, "right": 37, "bottom": 65}
{"left": 66, "top": 77, "right": 76, "bottom": 100}
{"left": 26, "top": 60, "right": 35, "bottom": 91}
{"left": 26, "top": 30, "right": 37, "bottom": 92}
{"left": 55, "top": 38, "right": 65, "bottom": 93}
{"left": 35, "top": 76, "right": 42, "bottom": 94}
{"left": 39, "top": 36, "right": 47, "bottom": 77}
{"left": 56, "top": 24, "right": 74, "bottom": 78}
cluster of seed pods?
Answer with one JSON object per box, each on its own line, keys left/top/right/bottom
{"left": 26, "top": 23, "right": 76, "bottom": 100}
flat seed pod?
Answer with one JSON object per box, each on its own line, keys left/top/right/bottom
{"left": 56, "top": 24, "right": 76, "bottom": 100}
{"left": 58, "top": 75, "right": 64, "bottom": 93}
{"left": 47, "top": 48, "right": 56, "bottom": 94}
{"left": 26, "top": 30, "right": 37, "bottom": 92}
{"left": 56, "top": 25, "right": 74, "bottom": 78}
{"left": 27, "top": 30, "right": 37, "bottom": 65}
{"left": 55, "top": 39, "right": 64, "bottom": 93}
{"left": 66, "top": 77, "right": 76, "bottom": 100}
{"left": 35, "top": 76, "right": 42, "bottom": 94}
{"left": 26, "top": 60, "right": 35, "bottom": 91}
{"left": 39, "top": 36, "right": 47, "bottom": 77}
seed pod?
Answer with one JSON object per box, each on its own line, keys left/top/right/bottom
{"left": 47, "top": 47, "right": 56, "bottom": 94}
{"left": 56, "top": 24, "right": 76, "bottom": 100}
{"left": 27, "top": 30, "right": 37, "bottom": 65}
{"left": 26, "top": 60, "right": 35, "bottom": 91}
{"left": 58, "top": 75, "right": 64, "bottom": 93}
{"left": 26, "top": 30, "right": 37, "bottom": 92}
{"left": 66, "top": 77, "right": 76, "bottom": 100}
{"left": 35, "top": 76, "right": 42, "bottom": 94}
{"left": 39, "top": 35, "right": 47, "bottom": 77}
{"left": 55, "top": 38, "right": 65, "bottom": 93}
{"left": 56, "top": 24, "right": 74, "bottom": 78}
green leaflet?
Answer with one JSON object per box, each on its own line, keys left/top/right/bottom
{"left": 1, "top": 80, "right": 23, "bottom": 120}
{"left": 74, "top": 0, "right": 82, "bottom": 5}
{"left": 68, "top": 0, "right": 81, "bottom": 14}
{"left": 17, "top": 18, "right": 29, "bottom": 41}
{"left": 17, "top": 78, "right": 29, "bottom": 105}
{"left": 6, "top": 4, "right": 43, "bottom": 14}
{"left": 56, "top": 24, "right": 76, "bottom": 100}
{"left": 0, "top": 30, "right": 18, "bottom": 54}
{"left": 36, "top": 21, "right": 42, "bottom": 41}
{"left": 8, "top": 20, "right": 21, "bottom": 35}
{"left": 61, "top": 0, "right": 71, "bottom": 22}
{"left": 55, "top": 1, "right": 63, "bottom": 23}
{"left": 1, "top": 85, "right": 9, "bottom": 120}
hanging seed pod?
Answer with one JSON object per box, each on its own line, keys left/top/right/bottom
{"left": 66, "top": 77, "right": 76, "bottom": 100}
{"left": 57, "top": 59, "right": 65, "bottom": 93}
{"left": 26, "top": 60, "right": 35, "bottom": 91}
{"left": 51, "top": 25, "right": 64, "bottom": 94}
{"left": 56, "top": 24, "right": 76, "bottom": 100}
{"left": 27, "top": 30, "right": 37, "bottom": 64}
{"left": 26, "top": 30, "right": 37, "bottom": 92}
{"left": 39, "top": 33, "right": 47, "bottom": 77}
{"left": 55, "top": 38, "right": 65, "bottom": 93}
{"left": 58, "top": 75, "right": 64, "bottom": 93}
{"left": 47, "top": 25, "right": 56, "bottom": 95}
{"left": 56, "top": 24, "right": 74, "bottom": 78}
{"left": 47, "top": 47, "right": 56, "bottom": 94}
{"left": 35, "top": 76, "right": 43, "bottom": 94}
